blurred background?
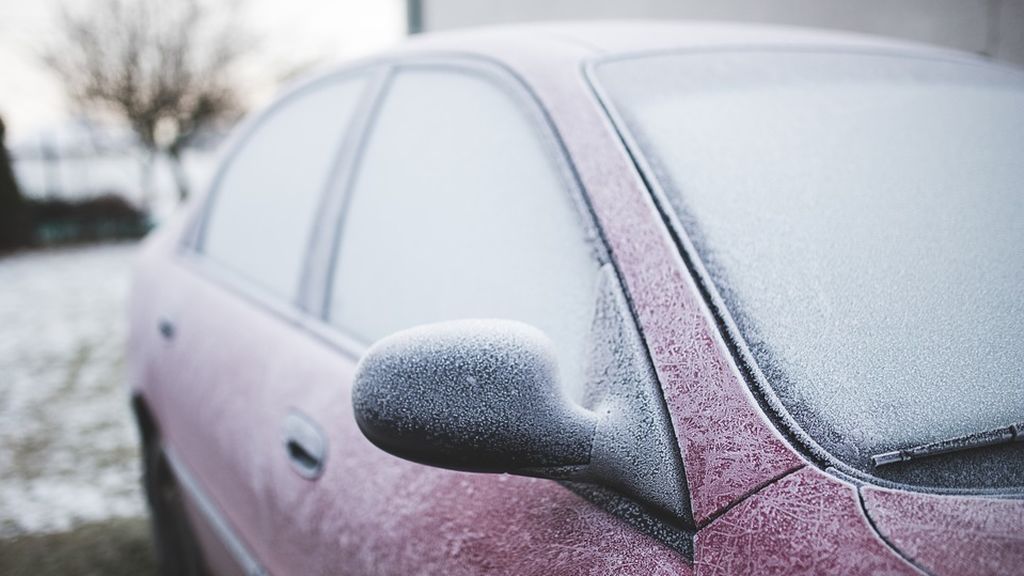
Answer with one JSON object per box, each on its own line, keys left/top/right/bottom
{"left": 0, "top": 0, "right": 1021, "bottom": 573}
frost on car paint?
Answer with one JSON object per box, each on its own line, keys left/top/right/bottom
{"left": 127, "top": 22, "right": 1024, "bottom": 576}
{"left": 863, "top": 485, "right": 1024, "bottom": 576}
{"left": 696, "top": 467, "right": 921, "bottom": 575}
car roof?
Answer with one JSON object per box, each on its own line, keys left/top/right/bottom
{"left": 283, "top": 21, "right": 988, "bottom": 113}
{"left": 388, "top": 20, "right": 976, "bottom": 64}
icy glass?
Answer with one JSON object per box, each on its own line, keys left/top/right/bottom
{"left": 203, "top": 76, "right": 367, "bottom": 299}
{"left": 597, "top": 52, "right": 1024, "bottom": 473}
{"left": 329, "top": 70, "right": 600, "bottom": 399}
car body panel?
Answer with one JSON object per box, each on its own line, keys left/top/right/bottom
{"left": 128, "top": 22, "right": 1024, "bottom": 575}
{"left": 142, "top": 253, "right": 288, "bottom": 572}
{"left": 172, "top": 448, "right": 256, "bottom": 576}
{"left": 135, "top": 217, "right": 692, "bottom": 576}
{"left": 696, "top": 467, "right": 922, "bottom": 575}
{"left": 863, "top": 486, "right": 1024, "bottom": 576}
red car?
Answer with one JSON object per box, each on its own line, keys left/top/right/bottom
{"left": 128, "top": 22, "right": 1024, "bottom": 576}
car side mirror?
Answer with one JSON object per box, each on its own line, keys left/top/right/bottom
{"left": 352, "top": 320, "right": 599, "bottom": 478}
{"left": 351, "top": 267, "right": 693, "bottom": 527}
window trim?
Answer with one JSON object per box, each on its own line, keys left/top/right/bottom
{"left": 297, "top": 67, "right": 393, "bottom": 316}
{"left": 179, "top": 63, "right": 386, "bottom": 307}
{"left": 298, "top": 64, "right": 394, "bottom": 321}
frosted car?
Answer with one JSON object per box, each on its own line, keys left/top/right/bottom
{"left": 128, "top": 22, "right": 1024, "bottom": 576}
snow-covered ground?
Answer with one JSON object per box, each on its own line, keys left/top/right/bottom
{"left": 0, "top": 243, "right": 144, "bottom": 536}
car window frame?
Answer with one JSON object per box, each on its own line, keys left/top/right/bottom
{"left": 177, "top": 54, "right": 613, "bottom": 364}
{"left": 174, "top": 63, "right": 388, "bottom": 330}
{"left": 306, "top": 55, "right": 612, "bottom": 359}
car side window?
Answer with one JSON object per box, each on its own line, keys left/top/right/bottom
{"left": 201, "top": 75, "right": 369, "bottom": 300}
{"left": 327, "top": 67, "right": 601, "bottom": 397}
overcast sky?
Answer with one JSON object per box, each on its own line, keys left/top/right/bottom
{"left": 0, "top": 0, "right": 406, "bottom": 142}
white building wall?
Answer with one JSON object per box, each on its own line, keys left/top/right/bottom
{"left": 417, "top": 0, "right": 1024, "bottom": 67}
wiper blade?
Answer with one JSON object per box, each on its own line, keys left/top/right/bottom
{"left": 872, "top": 421, "right": 1023, "bottom": 468}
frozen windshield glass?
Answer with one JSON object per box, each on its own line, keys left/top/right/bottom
{"left": 595, "top": 51, "right": 1024, "bottom": 488}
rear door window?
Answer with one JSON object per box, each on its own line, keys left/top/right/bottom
{"left": 202, "top": 75, "right": 369, "bottom": 300}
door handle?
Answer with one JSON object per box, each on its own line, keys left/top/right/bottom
{"left": 282, "top": 411, "right": 327, "bottom": 480}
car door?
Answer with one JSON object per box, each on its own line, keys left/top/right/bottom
{"left": 264, "top": 59, "right": 690, "bottom": 574}
{"left": 155, "top": 56, "right": 689, "bottom": 576}
{"left": 148, "top": 68, "right": 377, "bottom": 574}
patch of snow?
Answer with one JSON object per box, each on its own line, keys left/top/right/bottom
{"left": 0, "top": 243, "right": 144, "bottom": 536}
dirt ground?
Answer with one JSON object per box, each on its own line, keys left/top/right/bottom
{"left": 0, "top": 243, "right": 156, "bottom": 573}
{"left": 0, "top": 517, "right": 156, "bottom": 576}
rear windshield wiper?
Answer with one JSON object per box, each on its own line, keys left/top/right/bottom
{"left": 872, "top": 421, "right": 1023, "bottom": 468}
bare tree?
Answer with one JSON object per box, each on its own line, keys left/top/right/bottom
{"left": 43, "top": 0, "right": 252, "bottom": 203}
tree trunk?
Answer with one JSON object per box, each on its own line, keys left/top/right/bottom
{"left": 167, "top": 148, "right": 190, "bottom": 203}
{"left": 139, "top": 150, "right": 157, "bottom": 214}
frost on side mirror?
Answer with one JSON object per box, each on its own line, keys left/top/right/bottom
{"left": 351, "top": 320, "right": 599, "bottom": 478}
{"left": 352, "top": 268, "right": 693, "bottom": 527}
